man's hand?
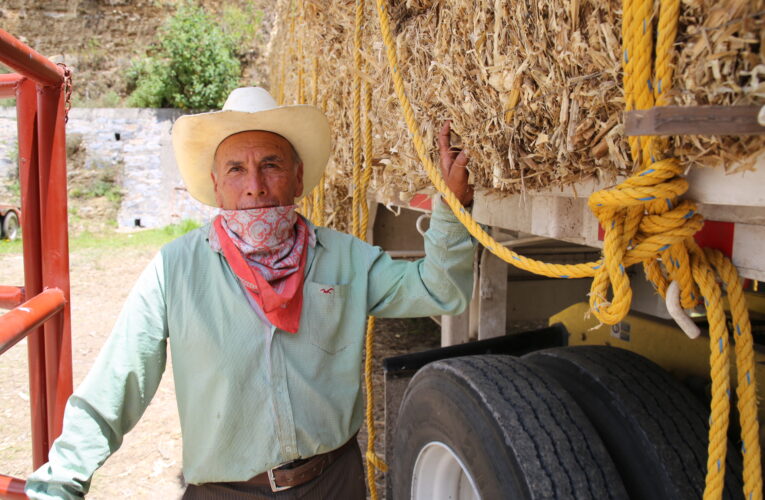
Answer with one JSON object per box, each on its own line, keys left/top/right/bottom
{"left": 438, "top": 120, "right": 474, "bottom": 206}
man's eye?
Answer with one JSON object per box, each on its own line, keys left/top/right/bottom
{"left": 264, "top": 163, "right": 279, "bottom": 169}
{"left": 228, "top": 166, "right": 244, "bottom": 173}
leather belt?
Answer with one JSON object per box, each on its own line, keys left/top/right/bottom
{"left": 246, "top": 436, "right": 357, "bottom": 492}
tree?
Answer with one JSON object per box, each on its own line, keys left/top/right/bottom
{"left": 127, "top": 1, "right": 251, "bottom": 110}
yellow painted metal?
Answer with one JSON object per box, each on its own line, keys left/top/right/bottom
{"left": 551, "top": 301, "right": 765, "bottom": 445}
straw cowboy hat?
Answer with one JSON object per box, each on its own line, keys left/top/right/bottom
{"left": 172, "top": 87, "right": 331, "bottom": 207}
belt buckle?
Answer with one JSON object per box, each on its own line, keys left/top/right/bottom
{"left": 267, "top": 468, "right": 292, "bottom": 493}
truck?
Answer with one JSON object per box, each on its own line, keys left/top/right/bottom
{"left": 267, "top": 0, "right": 765, "bottom": 498}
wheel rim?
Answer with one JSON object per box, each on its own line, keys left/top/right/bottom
{"left": 5, "top": 214, "right": 18, "bottom": 240}
{"left": 411, "top": 441, "right": 480, "bottom": 500}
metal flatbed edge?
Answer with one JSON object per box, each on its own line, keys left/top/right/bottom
{"left": 373, "top": 153, "right": 765, "bottom": 281}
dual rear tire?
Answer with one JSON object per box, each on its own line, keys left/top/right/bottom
{"left": 391, "top": 347, "right": 743, "bottom": 499}
{"left": 391, "top": 354, "right": 628, "bottom": 499}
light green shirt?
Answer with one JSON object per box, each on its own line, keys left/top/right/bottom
{"left": 25, "top": 201, "right": 476, "bottom": 499}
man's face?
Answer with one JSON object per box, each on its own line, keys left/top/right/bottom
{"left": 211, "top": 130, "right": 304, "bottom": 210}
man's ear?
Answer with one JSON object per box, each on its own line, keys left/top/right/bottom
{"left": 294, "top": 162, "right": 304, "bottom": 199}
{"left": 210, "top": 171, "right": 223, "bottom": 208}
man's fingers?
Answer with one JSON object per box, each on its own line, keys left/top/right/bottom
{"left": 438, "top": 121, "right": 451, "bottom": 153}
{"left": 444, "top": 150, "right": 469, "bottom": 178}
{"left": 453, "top": 149, "right": 469, "bottom": 170}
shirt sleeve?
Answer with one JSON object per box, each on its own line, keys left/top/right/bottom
{"left": 25, "top": 252, "right": 169, "bottom": 500}
{"left": 367, "top": 199, "right": 477, "bottom": 317}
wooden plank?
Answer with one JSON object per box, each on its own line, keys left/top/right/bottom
{"left": 624, "top": 105, "right": 764, "bottom": 136}
{"left": 441, "top": 309, "right": 471, "bottom": 347}
{"left": 477, "top": 244, "right": 508, "bottom": 341}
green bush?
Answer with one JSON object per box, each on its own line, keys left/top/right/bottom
{"left": 127, "top": 1, "right": 258, "bottom": 110}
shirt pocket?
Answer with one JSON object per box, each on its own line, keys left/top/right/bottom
{"left": 303, "top": 281, "right": 351, "bottom": 354}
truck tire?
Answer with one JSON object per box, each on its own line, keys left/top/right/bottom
{"left": 390, "top": 354, "right": 628, "bottom": 500}
{"left": 524, "top": 346, "right": 743, "bottom": 500}
{"left": 2, "top": 211, "right": 19, "bottom": 241}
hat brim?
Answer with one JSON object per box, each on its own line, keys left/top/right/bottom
{"left": 172, "top": 105, "right": 331, "bottom": 207}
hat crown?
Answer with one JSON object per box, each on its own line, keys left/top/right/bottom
{"left": 222, "top": 87, "right": 278, "bottom": 113}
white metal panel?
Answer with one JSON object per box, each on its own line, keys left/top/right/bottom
{"left": 733, "top": 223, "right": 765, "bottom": 282}
{"left": 686, "top": 153, "right": 765, "bottom": 207}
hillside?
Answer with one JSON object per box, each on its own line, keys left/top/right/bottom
{"left": 1, "top": 0, "right": 273, "bottom": 106}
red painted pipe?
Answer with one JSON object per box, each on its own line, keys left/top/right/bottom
{"left": 17, "top": 78, "right": 49, "bottom": 467}
{"left": 0, "top": 474, "right": 26, "bottom": 499}
{"left": 0, "top": 286, "right": 25, "bottom": 309}
{"left": 0, "top": 288, "right": 65, "bottom": 356}
{"left": 0, "top": 74, "right": 23, "bottom": 99}
{"left": 36, "top": 83, "right": 73, "bottom": 444}
{"left": 0, "top": 29, "right": 63, "bottom": 86}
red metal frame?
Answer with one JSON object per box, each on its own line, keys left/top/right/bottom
{"left": 0, "top": 286, "right": 25, "bottom": 309}
{"left": 0, "top": 289, "right": 66, "bottom": 356}
{"left": 0, "top": 29, "right": 72, "bottom": 499}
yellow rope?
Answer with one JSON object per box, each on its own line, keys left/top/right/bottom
{"left": 370, "top": 0, "right": 762, "bottom": 498}
{"left": 311, "top": 56, "right": 324, "bottom": 226}
{"left": 351, "top": 1, "right": 388, "bottom": 497}
{"left": 706, "top": 250, "right": 762, "bottom": 497}
{"left": 351, "top": 0, "right": 363, "bottom": 239}
{"left": 295, "top": 0, "right": 312, "bottom": 220}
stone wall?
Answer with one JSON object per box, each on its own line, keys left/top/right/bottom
{"left": 0, "top": 106, "right": 216, "bottom": 229}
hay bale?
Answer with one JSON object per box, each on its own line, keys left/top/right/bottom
{"left": 269, "top": 0, "right": 764, "bottom": 218}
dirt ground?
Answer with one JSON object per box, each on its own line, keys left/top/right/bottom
{"left": 0, "top": 242, "right": 440, "bottom": 498}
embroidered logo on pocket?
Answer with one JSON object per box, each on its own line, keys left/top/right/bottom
{"left": 320, "top": 287, "right": 335, "bottom": 295}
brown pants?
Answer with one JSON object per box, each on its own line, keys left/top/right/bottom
{"left": 182, "top": 439, "right": 366, "bottom": 500}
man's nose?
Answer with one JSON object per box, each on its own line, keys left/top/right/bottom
{"left": 245, "top": 169, "right": 266, "bottom": 197}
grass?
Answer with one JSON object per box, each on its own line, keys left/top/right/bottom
{"left": 0, "top": 219, "right": 202, "bottom": 254}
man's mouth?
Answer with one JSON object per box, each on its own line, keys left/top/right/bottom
{"left": 238, "top": 201, "right": 278, "bottom": 210}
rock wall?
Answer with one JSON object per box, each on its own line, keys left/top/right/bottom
{"left": 0, "top": 106, "right": 216, "bottom": 229}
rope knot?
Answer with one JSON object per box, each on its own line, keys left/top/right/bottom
{"left": 586, "top": 158, "right": 703, "bottom": 324}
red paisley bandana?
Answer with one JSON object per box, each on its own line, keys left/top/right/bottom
{"left": 211, "top": 205, "right": 311, "bottom": 333}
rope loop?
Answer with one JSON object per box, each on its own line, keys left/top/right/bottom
{"left": 585, "top": 158, "right": 705, "bottom": 325}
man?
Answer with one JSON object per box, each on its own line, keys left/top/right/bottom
{"left": 25, "top": 87, "right": 475, "bottom": 498}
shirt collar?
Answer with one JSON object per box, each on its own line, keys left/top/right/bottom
{"left": 302, "top": 217, "right": 326, "bottom": 249}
